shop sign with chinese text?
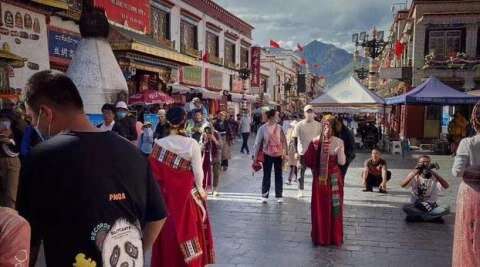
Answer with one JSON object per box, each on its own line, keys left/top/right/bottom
{"left": 250, "top": 46, "right": 261, "bottom": 87}
{"left": 48, "top": 26, "right": 80, "bottom": 63}
{"left": 206, "top": 68, "right": 223, "bottom": 90}
{"left": 94, "top": 0, "right": 150, "bottom": 32}
{"left": 181, "top": 66, "right": 202, "bottom": 86}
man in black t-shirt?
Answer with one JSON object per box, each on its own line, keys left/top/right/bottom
{"left": 361, "top": 149, "right": 391, "bottom": 193}
{"left": 17, "top": 71, "right": 167, "bottom": 266}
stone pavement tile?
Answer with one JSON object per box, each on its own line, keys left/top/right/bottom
{"left": 207, "top": 141, "right": 457, "bottom": 267}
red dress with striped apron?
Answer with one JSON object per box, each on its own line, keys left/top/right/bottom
{"left": 150, "top": 144, "right": 215, "bottom": 267}
{"left": 304, "top": 138, "right": 344, "bottom": 247}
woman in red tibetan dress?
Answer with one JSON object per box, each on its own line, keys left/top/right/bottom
{"left": 150, "top": 107, "right": 215, "bottom": 267}
{"left": 304, "top": 116, "right": 346, "bottom": 246}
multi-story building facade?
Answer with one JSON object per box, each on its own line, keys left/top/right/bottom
{"left": 260, "top": 47, "right": 302, "bottom": 110}
{"left": 0, "top": 0, "right": 255, "bottom": 115}
{"left": 378, "top": 0, "right": 480, "bottom": 140}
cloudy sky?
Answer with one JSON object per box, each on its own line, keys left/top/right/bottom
{"left": 216, "top": 0, "right": 411, "bottom": 51}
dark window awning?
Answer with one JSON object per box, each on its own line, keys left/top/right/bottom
{"left": 109, "top": 26, "right": 197, "bottom": 66}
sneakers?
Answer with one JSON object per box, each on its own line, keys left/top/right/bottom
{"left": 261, "top": 197, "right": 268, "bottom": 203}
{"left": 277, "top": 198, "right": 284, "bottom": 203}
{"left": 297, "top": 190, "right": 304, "bottom": 198}
{"left": 213, "top": 191, "right": 219, "bottom": 197}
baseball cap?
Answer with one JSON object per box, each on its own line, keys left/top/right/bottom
{"left": 115, "top": 101, "right": 128, "bottom": 110}
{"left": 304, "top": 105, "right": 313, "bottom": 112}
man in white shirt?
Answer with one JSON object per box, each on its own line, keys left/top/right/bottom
{"left": 401, "top": 155, "right": 450, "bottom": 223}
{"left": 292, "top": 105, "right": 322, "bottom": 198}
{"left": 97, "top": 103, "right": 115, "bottom": 131}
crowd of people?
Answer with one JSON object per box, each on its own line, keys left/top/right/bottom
{"left": 0, "top": 70, "right": 479, "bottom": 266}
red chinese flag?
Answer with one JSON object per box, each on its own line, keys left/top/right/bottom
{"left": 395, "top": 41, "right": 404, "bottom": 58}
{"left": 299, "top": 58, "right": 307, "bottom": 65}
{"left": 270, "top": 40, "right": 281, "bottom": 48}
{"left": 297, "top": 43, "right": 304, "bottom": 52}
{"left": 202, "top": 51, "right": 209, "bottom": 62}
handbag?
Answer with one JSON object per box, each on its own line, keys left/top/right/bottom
{"left": 252, "top": 139, "right": 264, "bottom": 174}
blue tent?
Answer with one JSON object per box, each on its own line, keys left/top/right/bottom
{"left": 385, "top": 76, "right": 480, "bottom": 105}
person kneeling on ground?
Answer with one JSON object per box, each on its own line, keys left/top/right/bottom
{"left": 362, "top": 149, "right": 391, "bottom": 193}
{"left": 401, "top": 155, "right": 450, "bottom": 223}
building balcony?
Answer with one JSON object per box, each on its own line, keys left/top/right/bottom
{"left": 180, "top": 44, "right": 201, "bottom": 58}
{"left": 379, "top": 66, "right": 412, "bottom": 82}
{"left": 208, "top": 54, "right": 224, "bottom": 66}
{"left": 224, "top": 60, "right": 238, "bottom": 70}
{"left": 156, "top": 37, "right": 175, "bottom": 50}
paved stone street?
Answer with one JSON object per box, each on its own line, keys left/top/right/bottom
{"left": 208, "top": 139, "right": 458, "bottom": 267}
{"left": 35, "top": 139, "right": 458, "bottom": 267}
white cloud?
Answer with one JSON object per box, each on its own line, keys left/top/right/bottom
{"left": 216, "top": 0, "right": 411, "bottom": 50}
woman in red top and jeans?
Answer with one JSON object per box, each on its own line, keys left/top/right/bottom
{"left": 253, "top": 109, "right": 287, "bottom": 203}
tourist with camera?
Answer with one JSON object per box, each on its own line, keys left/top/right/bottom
{"left": 401, "top": 155, "right": 450, "bottom": 223}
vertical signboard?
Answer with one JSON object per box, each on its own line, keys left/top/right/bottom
{"left": 94, "top": 0, "right": 150, "bottom": 32}
{"left": 250, "top": 46, "right": 261, "bottom": 87}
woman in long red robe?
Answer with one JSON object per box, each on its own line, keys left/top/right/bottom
{"left": 304, "top": 116, "right": 346, "bottom": 246}
{"left": 150, "top": 107, "right": 215, "bottom": 267}
{"left": 451, "top": 102, "right": 480, "bottom": 267}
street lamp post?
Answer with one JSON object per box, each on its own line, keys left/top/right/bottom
{"left": 352, "top": 28, "right": 388, "bottom": 89}
{"left": 238, "top": 66, "right": 251, "bottom": 110}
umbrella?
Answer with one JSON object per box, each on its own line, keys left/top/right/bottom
{"left": 128, "top": 90, "right": 175, "bottom": 106}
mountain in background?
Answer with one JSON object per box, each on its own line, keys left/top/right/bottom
{"left": 304, "top": 40, "right": 354, "bottom": 87}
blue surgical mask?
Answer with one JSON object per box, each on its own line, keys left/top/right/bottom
{"left": 116, "top": 111, "right": 128, "bottom": 119}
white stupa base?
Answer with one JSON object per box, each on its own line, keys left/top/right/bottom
{"left": 67, "top": 37, "right": 128, "bottom": 114}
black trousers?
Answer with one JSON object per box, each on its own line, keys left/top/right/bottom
{"left": 241, "top": 132, "right": 250, "bottom": 153}
{"left": 298, "top": 156, "right": 307, "bottom": 190}
{"left": 340, "top": 160, "right": 351, "bottom": 177}
{"left": 262, "top": 155, "right": 283, "bottom": 198}
{"left": 365, "top": 171, "right": 392, "bottom": 190}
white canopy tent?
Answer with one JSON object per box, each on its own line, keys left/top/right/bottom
{"left": 310, "top": 76, "right": 385, "bottom": 113}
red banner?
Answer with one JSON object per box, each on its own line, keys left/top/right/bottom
{"left": 94, "top": 0, "right": 150, "bottom": 32}
{"left": 250, "top": 46, "right": 261, "bottom": 87}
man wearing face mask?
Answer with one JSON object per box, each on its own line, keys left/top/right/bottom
{"left": 292, "top": 105, "right": 322, "bottom": 198}
{"left": 16, "top": 71, "right": 167, "bottom": 267}
{"left": 111, "top": 101, "right": 137, "bottom": 141}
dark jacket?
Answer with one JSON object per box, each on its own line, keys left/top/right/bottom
{"left": 112, "top": 115, "right": 137, "bottom": 141}
{"left": 338, "top": 127, "right": 356, "bottom": 163}
{"left": 153, "top": 122, "right": 170, "bottom": 140}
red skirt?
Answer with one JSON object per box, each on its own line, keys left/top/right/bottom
{"left": 150, "top": 159, "right": 215, "bottom": 267}
{"left": 452, "top": 181, "right": 480, "bottom": 267}
{"left": 311, "top": 157, "right": 344, "bottom": 247}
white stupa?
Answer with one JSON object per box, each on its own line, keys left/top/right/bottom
{"left": 67, "top": 5, "right": 127, "bottom": 114}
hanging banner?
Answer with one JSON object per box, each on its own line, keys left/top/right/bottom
{"left": 250, "top": 46, "right": 261, "bottom": 87}
{"left": 0, "top": 2, "right": 50, "bottom": 91}
{"left": 180, "top": 66, "right": 202, "bottom": 86}
{"left": 48, "top": 26, "right": 80, "bottom": 64}
{"left": 94, "top": 0, "right": 150, "bottom": 32}
{"left": 206, "top": 68, "right": 223, "bottom": 91}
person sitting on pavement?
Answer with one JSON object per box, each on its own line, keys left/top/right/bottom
{"left": 362, "top": 149, "right": 391, "bottom": 193}
{"left": 401, "top": 155, "right": 450, "bottom": 223}
{"left": 111, "top": 101, "right": 138, "bottom": 141}
{"left": 97, "top": 103, "right": 115, "bottom": 131}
